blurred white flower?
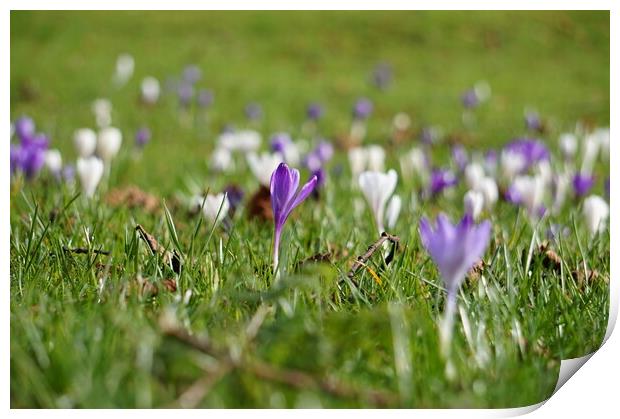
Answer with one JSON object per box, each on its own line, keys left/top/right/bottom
{"left": 512, "top": 175, "right": 545, "bottom": 215}
{"left": 464, "top": 163, "right": 485, "bottom": 190}
{"left": 210, "top": 147, "right": 233, "bottom": 172}
{"left": 474, "top": 80, "right": 492, "bottom": 102}
{"left": 97, "top": 127, "right": 123, "bottom": 163}
{"left": 500, "top": 150, "right": 526, "bottom": 179}
{"left": 200, "top": 193, "right": 230, "bottom": 225}
{"left": 366, "top": 145, "right": 386, "bottom": 172}
{"left": 392, "top": 112, "right": 411, "bottom": 132}
{"left": 74, "top": 128, "right": 97, "bottom": 158}
{"left": 464, "top": 190, "right": 484, "bottom": 220}
{"left": 581, "top": 132, "right": 601, "bottom": 175}
{"left": 594, "top": 127, "right": 609, "bottom": 161}
{"left": 399, "top": 147, "right": 428, "bottom": 183}
{"left": 114, "top": 53, "right": 134, "bottom": 86}
{"left": 247, "top": 152, "right": 283, "bottom": 187}
{"left": 559, "top": 133, "right": 578, "bottom": 160}
{"left": 218, "top": 130, "right": 262, "bottom": 153}
{"left": 358, "top": 169, "right": 398, "bottom": 233}
{"left": 44, "top": 149, "right": 62, "bottom": 174}
{"left": 141, "top": 76, "right": 160, "bottom": 104}
{"left": 552, "top": 170, "right": 572, "bottom": 214}
{"left": 582, "top": 195, "right": 609, "bottom": 236}
{"left": 476, "top": 177, "right": 498, "bottom": 211}
{"left": 77, "top": 156, "right": 104, "bottom": 198}
{"left": 348, "top": 147, "right": 368, "bottom": 181}
{"left": 385, "top": 195, "right": 402, "bottom": 230}
{"left": 92, "top": 98, "right": 112, "bottom": 128}
{"left": 535, "top": 160, "right": 553, "bottom": 189}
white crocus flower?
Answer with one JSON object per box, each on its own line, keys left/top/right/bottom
{"left": 201, "top": 193, "right": 230, "bottom": 225}
{"left": 464, "top": 162, "right": 485, "bottom": 190}
{"left": 73, "top": 128, "right": 97, "bottom": 158}
{"left": 582, "top": 195, "right": 609, "bottom": 236}
{"left": 358, "top": 169, "right": 398, "bottom": 233}
{"left": 385, "top": 195, "right": 402, "bottom": 230}
{"left": 559, "top": 133, "right": 578, "bottom": 160}
{"left": 97, "top": 127, "right": 123, "bottom": 163}
{"left": 366, "top": 145, "right": 386, "bottom": 172}
{"left": 594, "top": 127, "right": 609, "bottom": 161}
{"left": 44, "top": 149, "right": 62, "bottom": 174}
{"left": 399, "top": 147, "right": 428, "bottom": 183}
{"left": 535, "top": 160, "right": 553, "bottom": 189}
{"left": 77, "top": 156, "right": 104, "bottom": 198}
{"left": 512, "top": 175, "right": 545, "bottom": 215}
{"left": 581, "top": 132, "right": 601, "bottom": 175}
{"left": 500, "top": 150, "right": 526, "bottom": 179}
{"left": 348, "top": 147, "right": 368, "bottom": 181}
{"left": 247, "top": 152, "right": 283, "bottom": 187}
{"left": 476, "top": 177, "right": 498, "bottom": 211}
{"left": 218, "top": 130, "right": 262, "bottom": 153}
{"left": 551, "top": 170, "right": 572, "bottom": 214}
{"left": 464, "top": 190, "right": 484, "bottom": 220}
{"left": 210, "top": 147, "right": 233, "bottom": 172}
{"left": 392, "top": 112, "right": 411, "bottom": 132}
{"left": 141, "top": 76, "right": 160, "bottom": 104}
{"left": 114, "top": 53, "right": 134, "bottom": 86}
{"left": 92, "top": 98, "right": 112, "bottom": 128}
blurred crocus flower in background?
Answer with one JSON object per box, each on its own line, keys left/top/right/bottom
{"left": 73, "top": 128, "right": 97, "bottom": 158}
{"left": 177, "top": 82, "right": 195, "bottom": 108}
{"left": 92, "top": 99, "right": 112, "bottom": 128}
{"left": 210, "top": 147, "right": 233, "bottom": 172}
{"left": 524, "top": 109, "right": 542, "bottom": 132}
{"left": 270, "top": 163, "right": 317, "bottom": 274}
{"left": 451, "top": 144, "right": 468, "bottom": 172}
{"left": 358, "top": 169, "right": 398, "bottom": 233}
{"left": 97, "top": 127, "right": 123, "bottom": 163}
{"left": 10, "top": 118, "right": 49, "bottom": 179}
{"left": 141, "top": 77, "right": 161, "bottom": 105}
{"left": 135, "top": 127, "right": 151, "bottom": 149}
{"left": 400, "top": 147, "right": 429, "bottom": 184}
{"left": 352, "top": 98, "right": 373, "bottom": 120}
{"left": 306, "top": 102, "right": 324, "bottom": 121}
{"left": 503, "top": 138, "right": 550, "bottom": 170}
{"left": 429, "top": 168, "right": 458, "bottom": 196}
{"left": 182, "top": 65, "right": 202, "bottom": 84}
{"left": 371, "top": 62, "right": 393, "bottom": 90}
{"left": 420, "top": 126, "right": 441, "bottom": 145}
{"left": 247, "top": 152, "right": 283, "bottom": 187}
{"left": 198, "top": 193, "right": 230, "bottom": 226}
{"left": 464, "top": 190, "right": 484, "bottom": 220}
{"left": 245, "top": 102, "right": 263, "bottom": 121}
{"left": 62, "top": 164, "right": 75, "bottom": 185}
{"left": 270, "top": 132, "right": 300, "bottom": 165}
{"left": 506, "top": 175, "right": 545, "bottom": 216}
{"left": 14, "top": 116, "right": 35, "bottom": 139}
{"left": 44, "top": 149, "right": 62, "bottom": 176}
{"left": 559, "top": 133, "right": 578, "bottom": 161}
{"left": 419, "top": 213, "right": 491, "bottom": 366}
{"left": 217, "top": 129, "right": 262, "bottom": 154}
{"left": 113, "top": 53, "right": 134, "bottom": 86}
{"left": 197, "top": 89, "right": 214, "bottom": 108}
{"left": 461, "top": 88, "right": 479, "bottom": 109}
{"left": 582, "top": 195, "right": 609, "bottom": 236}
{"left": 572, "top": 172, "right": 595, "bottom": 198}
{"left": 77, "top": 156, "right": 104, "bottom": 198}
{"left": 349, "top": 145, "right": 386, "bottom": 182}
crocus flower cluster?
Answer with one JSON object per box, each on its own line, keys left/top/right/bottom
{"left": 303, "top": 140, "right": 334, "bottom": 191}
{"left": 10, "top": 116, "right": 50, "bottom": 179}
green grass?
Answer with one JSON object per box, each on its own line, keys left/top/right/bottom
{"left": 10, "top": 11, "right": 610, "bottom": 408}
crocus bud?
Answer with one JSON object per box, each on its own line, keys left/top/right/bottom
{"left": 92, "top": 99, "right": 112, "bottom": 128}
{"left": 44, "top": 149, "right": 62, "bottom": 174}
{"left": 464, "top": 190, "right": 484, "bottom": 220}
{"left": 582, "top": 195, "right": 609, "bottom": 236}
{"left": 114, "top": 53, "right": 134, "bottom": 85}
{"left": 77, "top": 156, "right": 104, "bottom": 198}
{"left": 141, "top": 77, "right": 160, "bottom": 104}
{"left": 201, "top": 193, "right": 230, "bottom": 225}
{"left": 97, "top": 127, "right": 123, "bottom": 163}
{"left": 358, "top": 169, "right": 398, "bottom": 233}
{"left": 385, "top": 195, "right": 402, "bottom": 230}
{"left": 559, "top": 133, "right": 578, "bottom": 160}
{"left": 73, "top": 128, "right": 97, "bottom": 158}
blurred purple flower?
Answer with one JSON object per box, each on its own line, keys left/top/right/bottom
{"left": 14, "top": 116, "right": 35, "bottom": 140}
{"left": 429, "top": 169, "right": 458, "bottom": 195}
{"left": 197, "top": 89, "right": 214, "bottom": 108}
{"left": 245, "top": 103, "right": 263, "bottom": 121}
{"left": 270, "top": 132, "right": 293, "bottom": 154}
{"left": 62, "top": 164, "right": 75, "bottom": 183}
{"left": 451, "top": 145, "right": 468, "bottom": 172}
{"left": 353, "top": 98, "right": 373, "bottom": 120}
{"left": 420, "top": 126, "right": 438, "bottom": 145}
{"left": 306, "top": 102, "right": 324, "bottom": 121}
{"left": 270, "top": 163, "right": 317, "bottom": 273}
{"left": 572, "top": 172, "right": 595, "bottom": 197}
{"left": 524, "top": 111, "right": 542, "bottom": 132}
{"left": 504, "top": 184, "right": 521, "bottom": 204}
{"left": 223, "top": 184, "right": 244, "bottom": 212}
{"left": 182, "top": 65, "right": 202, "bottom": 84}
{"left": 504, "top": 138, "right": 549, "bottom": 169}
{"left": 461, "top": 88, "right": 479, "bottom": 109}
{"left": 372, "top": 62, "right": 392, "bottom": 90}
{"left": 11, "top": 129, "right": 49, "bottom": 179}
{"left": 135, "top": 127, "right": 151, "bottom": 148}
{"left": 314, "top": 140, "right": 334, "bottom": 162}
{"left": 605, "top": 177, "right": 610, "bottom": 198}
{"left": 177, "top": 82, "right": 195, "bottom": 107}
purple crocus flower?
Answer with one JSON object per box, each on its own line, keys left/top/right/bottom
{"left": 419, "top": 213, "right": 491, "bottom": 355}
{"left": 245, "top": 103, "right": 263, "bottom": 121}
{"left": 371, "top": 62, "right": 392, "bottom": 90}
{"left": 352, "top": 98, "right": 373, "bottom": 120}
{"left": 177, "top": 82, "right": 195, "bottom": 107}
{"left": 270, "top": 132, "right": 293, "bottom": 154}
{"left": 182, "top": 65, "right": 202, "bottom": 84}
{"left": 135, "top": 127, "right": 151, "bottom": 148}
{"left": 14, "top": 116, "right": 35, "bottom": 140}
{"left": 10, "top": 143, "right": 24, "bottom": 176}
{"left": 20, "top": 143, "right": 47, "bottom": 179}
{"left": 461, "top": 88, "right": 479, "bottom": 109}
{"left": 503, "top": 138, "right": 550, "bottom": 169}
{"left": 451, "top": 145, "right": 468, "bottom": 172}
{"left": 306, "top": 102, "right": 324, "bottom": 121}
{"left": 524, "top": 111, "right": 542, "bottom": 132}
{"left": 223, "top": 184, "right": 244, "bottom": 212}
{"left": 314, "top": 140, "right": 334, "bottom": 162}
{"left": 504, "top": 184, "right": 521, "bottom": 205}
{"left": 572, "top": 172, "right": 595, "bottom": 197}
{"left": 62, "top": 164, "right": 75, "bottom": 183}
{"left": 429, "top": 169, "right": 458, "bottom": 196}
{"left": 270, "top": 163, "right": 318, "bottom": 273}
{"left": 197, "top": 89, "right": 214, "bottom": 108}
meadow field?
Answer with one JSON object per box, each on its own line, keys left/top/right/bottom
{"left": 10, "top": 11, "right": 610, "bottom": 408}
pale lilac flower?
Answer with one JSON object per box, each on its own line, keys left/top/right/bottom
{"left": 245, "top": 102, "right": 263, "bottom": 120}
{"left": 197, "top": 89, "right": 214, "bottom": 108}
{"left": 14, "top": 116, "right": 35, "bottom": 140}
{"left": 572, "top": 172, "right": 595, "bottom": 197}
{"left": 506, "top": 175, "right": 545, "bottom": 216}
{"left": 419, "top": 213, "right": 491, "bottom": 356}
{"left": 358, "top": 170, "right": 398, "bottom": 233}
{"left": 306, "top": 103, "right": 324, "bottom": 121}
{"left": 177, "top": 82, "right": 195, "bottom": 107}
{"left": 62, "top": 164, "right": 75, "bottom": 184}
{"left": 11, "top": 131, "right": 48, "bottom": 179}
{"left": 420, "top": 126, "right": 439, "bottom": 145}
{"left": 182, "top": 65, "right": 202, "bottom": 84}
{"left": 270, "top": 163, "right": 318, "bottom": 273}
{"left": 353, "top": 98, "right": 373, "bottom": 120}
{"left": 451, "top": 145, "right": 468, "bottom": 172}
{"left": 270, "top": 132, "right": 300, "bottom": 165}
{"left": 135, "top": 127, "right": 151, "bottom": 148}
{"left": 524, "top": 110, "right": 541, "bottom": 132}
{"left": 371, "top": 62, "right": 392, "bottom": 90}
{"left": 314, "top": 140, "right": 334, "bottom": 162}
{"left": 461, "top": 88, "right": 479, "bottom": 109}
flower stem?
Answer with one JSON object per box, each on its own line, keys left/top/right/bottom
{"left": 273, "top": 228, "right": 281, "bottom": 278}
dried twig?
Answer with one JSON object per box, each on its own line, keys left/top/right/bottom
{"left": 346, "top": 232, "right": 400, "bottom": 283}
{"left": 62, "top": 247, "right": 111, "bottom": 256}
{"left": 135, "top": 224, "right": 182, "bottom": 274}
{"left": 160, "top": 318, "right": 399, "bottom": 407}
